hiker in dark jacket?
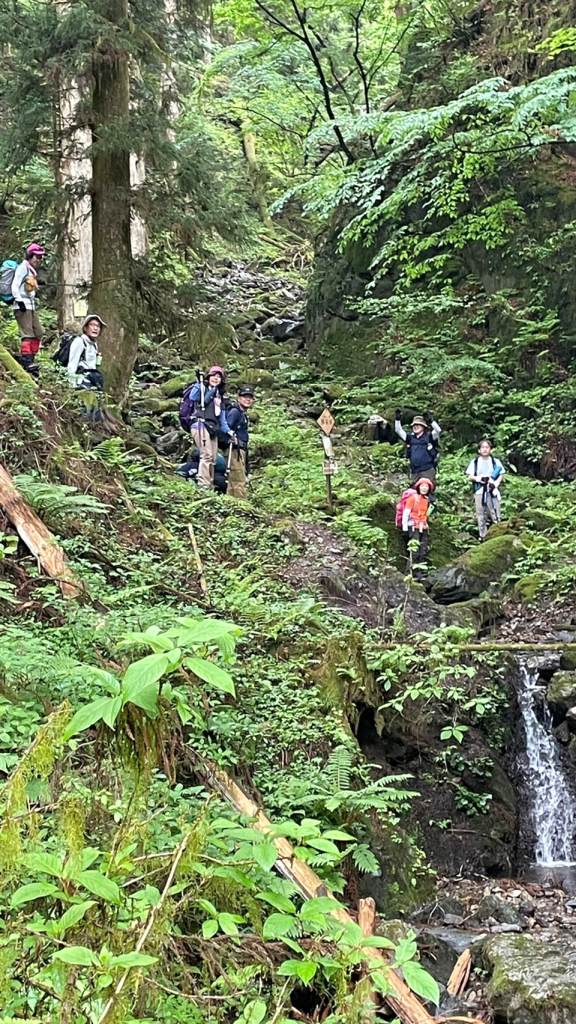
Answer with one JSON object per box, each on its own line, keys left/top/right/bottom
{"left": 67, "top": 314, "right": 105, "bottom": 391}
{"left": 12, "top": 243, "right": 45, "bottom": 373}
{"left": 395, "top": 410, "right": 441, "bottom": 483}
{"left": 181, "top": 366, "right": 233, "bottom": 490}
{"left": 226, "top": 386, "right": 255, "bottom": 498}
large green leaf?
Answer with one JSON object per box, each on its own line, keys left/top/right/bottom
{"left": 402, "top": 961, "right": 440, "bottom": 1005}
{"left": 255, "top": 891, "right": 296, "bottom": 913}
{"left": 278, "top": 959, "right": 317, "bottom": 984}
{"left": 121, "top": 653, "right": 170, "bottom": 713}
{"left": 109, "top": 952, "right": 158, "bottom": 968}
{"left": 64, "top": 697, "right": 115, "bottom": 740}
{"left": 56, "top": 901, "right": 96, "bottom": 935}
{"left": 102, "top": 695, "right": 122, "bottom": 729}
{"left": 252, "top": 842, "right": 277, "bottom": 872}
{"left": 184, "top": 656, "right": 235, "bottom": 696}
{"left": 11, "top": 882, "right": 59, "bottom": 907}
{"left": 262, "top": 912, "right": 297, "bottom": 939}
{"left": 21, "top": 852, "right": 63, "bottom": 878}
{"left": 77, "top": 871, "right": 120, "bottom": 904}
{"left": 53, "top": 945, "right": 99, "bottom": 967}
{"left": 176, "top": 617, "right": 238, "bottom": 644}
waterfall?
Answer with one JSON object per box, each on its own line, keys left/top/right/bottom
{"left": 517, "top": 664, "right": 576, "bottom": 865}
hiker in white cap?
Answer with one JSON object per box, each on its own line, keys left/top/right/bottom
{"left": 67, "top": 314, "right": 106, "bottom": 390}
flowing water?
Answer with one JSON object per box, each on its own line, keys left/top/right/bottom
{"left": 517, "top": 664, "right": 576, "bottom": 865}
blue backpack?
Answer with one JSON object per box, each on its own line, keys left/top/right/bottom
{"left": 0, "top": 260, "right": 17, "bottom": 303}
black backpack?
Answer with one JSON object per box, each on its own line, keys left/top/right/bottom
{"left": 406, "top": 431, "right": 440, "bottom": 467}
{"left": 52, "top": 331, "right": 78, "bottom": 367}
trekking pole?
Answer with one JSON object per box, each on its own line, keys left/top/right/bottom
{"left": 225, "top": 439, "right": 234, "bottom": 484}
{"left": 197, "top": 370, "right": 205, "bottom": 443}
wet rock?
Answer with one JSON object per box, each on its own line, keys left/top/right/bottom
{"left": 426, "top": 565, "right": 470, "bottom": 603}
{"left": 485, "top": 934, "right": 576, "bottom": 1023}
{"left": 417, "top": 931, "right": 459, "bottom": 986}
{"left": 554, "top": 721, "right": 571, "bottom": 744}
{"left": 472, "top": 894, "right": 523, "bottom": 926}
{"left": 411, "top": 897, "right": 465, "bottom": 923}
{"left": 154, "top": 429, "right": 181, "bottom": 456}
{"left": 547, "top": 671, "right": 576, "bottom": 714}
{"left": 270, "top": 318, "right": 304, "bottom": 341}
{"left": 375, "top": 918, "right": 413, "bottom": 945}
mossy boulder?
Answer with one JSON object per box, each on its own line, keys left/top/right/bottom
{"left": 160, "top": 374, "right": 191, "bottom": 397}
{"left": 181, "top": 314, "right": 235, "bottom": 366}
{"left": 485, "top": 934, "right": 576, "bottom": 1023}
{"left": 514, "top": 574, "right": 542, "bottom": 604}
{"left": 547, "top": 671, "right": 576, "bottom": 714}
{"left": 460, "top": 534, "right": 527, "bottom": 594}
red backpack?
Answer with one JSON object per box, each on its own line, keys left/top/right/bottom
{"left": 395, "top": 488, "right": 416, "bottom": 528}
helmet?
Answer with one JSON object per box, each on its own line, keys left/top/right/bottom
{"left": 82, "top": 314, "right": 107, "bottom": 330}
{"left": 26, "top": 243, "right": 45, "bottom": 257}
{"left": 208, "top": 366, "right": 224, "bottom": 377}
{"left": 238, "top": 386, "right": 255, "bottom": 398}
{"left": 411, "top": 416, "right": 428, "bottom": 429}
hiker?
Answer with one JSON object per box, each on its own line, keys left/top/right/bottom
{"left": 179, "top": 367, "right": 234, "bottom": 490}
{"left": 175, "top": 451, "right": 228, "bottom": 493}
{"left": 466, "top": 439, "right": 505, "bottom": 541}
{"left": 226, "top": 386, "right": 255, "bottom": 499}
{"left": 67, "top": 315, "right": 105, "bottom": 391}
{"left": 395, "top": 409, "right": 441, "bottom": 483}
{"left": 401, "top": 477, "right": 434, "bottom": 580}
{"left": 12, "top": 243, "right": 45, "bottom": 373}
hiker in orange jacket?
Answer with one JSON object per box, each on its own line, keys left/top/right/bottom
{"left": 402, "top": 477, "right": 434, "bottom": 580}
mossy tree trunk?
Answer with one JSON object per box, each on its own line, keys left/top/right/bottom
{"left": 90, "top": 0, "right": 138, "bottom": 404}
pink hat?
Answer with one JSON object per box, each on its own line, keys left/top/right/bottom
{"left": 26, "top": 243, "right": 45, "bottom": 257}
{"left": 208, "top": 366, "right": 224, "bottom": 376}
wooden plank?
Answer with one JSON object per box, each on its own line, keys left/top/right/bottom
{"left": 196, "top": 757, "right": 445, "bottom": 1024}
{"left": 447, "top": 948, "right": 472, "bottom": 997}
{"left": 0, "top": 463, "right": 83, "bottom": 599}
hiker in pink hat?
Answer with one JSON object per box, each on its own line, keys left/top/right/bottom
{"left": 12, "top": 243, "right": 45, "bottom": 374}
{"left": 178, "top": 366, "right": 234, "bottom": 489}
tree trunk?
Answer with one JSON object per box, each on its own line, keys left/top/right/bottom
{"left": 90, "top": 0, "right": 138, "bottom": 403}
{"left": 58, "top": 77, "right": 93, "bottom": 327}
{"left": 242, "top": 130, "right": 273, "bottom": 229}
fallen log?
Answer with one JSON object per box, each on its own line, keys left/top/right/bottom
{"left": 0, "top": 343, "right": 38, "bottom": 387}
{"left": 0, "top": 463, "right": 83, "bottom": 599}
{"left": 192, "top": 754, "right": 483, "bottom": 1024}
{"left": 447, "top": 949, "right": 471, "bottom": 997}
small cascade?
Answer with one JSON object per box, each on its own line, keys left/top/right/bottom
{"left": 517, "top": 663, "right": 576, "bottom": 865}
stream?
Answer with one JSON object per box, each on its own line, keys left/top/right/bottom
{"left": 517, "top": 662, "right": 576, "bottom": 867}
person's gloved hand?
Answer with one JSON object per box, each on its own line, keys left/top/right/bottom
{"left": 481, "top": 476, "right": 489, "bottom": 483}
{"left": 424, "top": 411, "right": 433, "bottom": 426}
{"left": 16, "top": 301, "right": 26, "bottom": 312}
{"left": 395, "top": 408, "right": 402, "bottom": 421}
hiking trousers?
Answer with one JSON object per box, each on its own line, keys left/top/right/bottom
{"left": 227, "top": 447, "right": 248, "bottom": 498}
{"left": 411, "top": 466, "right": 436, "bottom": 485}
{"left": 15, "top": 309, "right": 43, "bottom": 344}
{"left": 475, "top": 488, "right": 500, "bottom": 539}
{"left": 406, "top": 527, "right": 429, "bottom": 580}
{"left": 190, "top": 426, "right": 218, "bottom": 489}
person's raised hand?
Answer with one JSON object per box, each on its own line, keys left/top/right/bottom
{"left": 395, "top": 408, "right": 402, "bottom": 421}
{"left": 424, "top": 411, "right": 433, "bottom": 426}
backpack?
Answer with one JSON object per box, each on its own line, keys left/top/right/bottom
{"left": 0, "top": 260, "right": 17, "bottom": 303}
{"left": 52, "top": 331, "right": 79, "bottom": 367}
{"left": 396, "top": 488, "right": 416, "bottom": 528}
{"left": 406, "top": 431, "right": 440, "bottom": 467}
{"left": 179, "top": 383, "right": 195, "bottom": 431}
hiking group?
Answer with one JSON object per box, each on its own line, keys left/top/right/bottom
{"left": 1, "top": 244, "right": 255, "bottom": 499}
{"left": 176, "top": 367, "right": 255, "bottom": 499}
{"left": 386, "top": 410, "right": 504, "bottom": 579}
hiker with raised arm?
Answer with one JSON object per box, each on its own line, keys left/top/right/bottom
{"left": 226, "top": 386, "right": 255, "bottom": 499}
{"left": 11, "top": 243, "right": 45, "bottom": 374}
{"left": 401, "top": 477, "right": 434, "bottom": 581}
{"left": 466, "top": 439, "right": 505, "bottom": 541}
{"left": 395, "top": 409, "right": 441, "bottom": 483}
{"left": 179, "top": 366, "right": 234, "bottom": 490}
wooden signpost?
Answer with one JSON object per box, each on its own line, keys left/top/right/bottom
{"left": 317, "top": 408, "right": 337, "bottom": 509}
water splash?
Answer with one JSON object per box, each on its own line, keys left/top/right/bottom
{"left": 517, "top": 664, "right": 575, "bottom": 865}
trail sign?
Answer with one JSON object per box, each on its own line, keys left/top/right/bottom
{"left": 317, "top": 408, "right": 335, "bottom": 435}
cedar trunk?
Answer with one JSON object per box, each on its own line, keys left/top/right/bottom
{"left": 90, "top": 0, "right": 138, "bottom": 403}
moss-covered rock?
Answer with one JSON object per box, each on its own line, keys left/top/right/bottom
{"left": 460, "top": 534, "right": 527, "bottom": 593}
{"left": 485, "top": 934, "right": 576, "bottom": 1023}
{"left": 160, "top": 374, "right": 190, "bottom": 397}
{"left": 181, "top": 314, "right": 235, "bottom": 366}
{"left": 514, "top": 574, "right": 542, "bottom": 604}
{"left": 547, "top": 671, "right": 576, "bottom": 714}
